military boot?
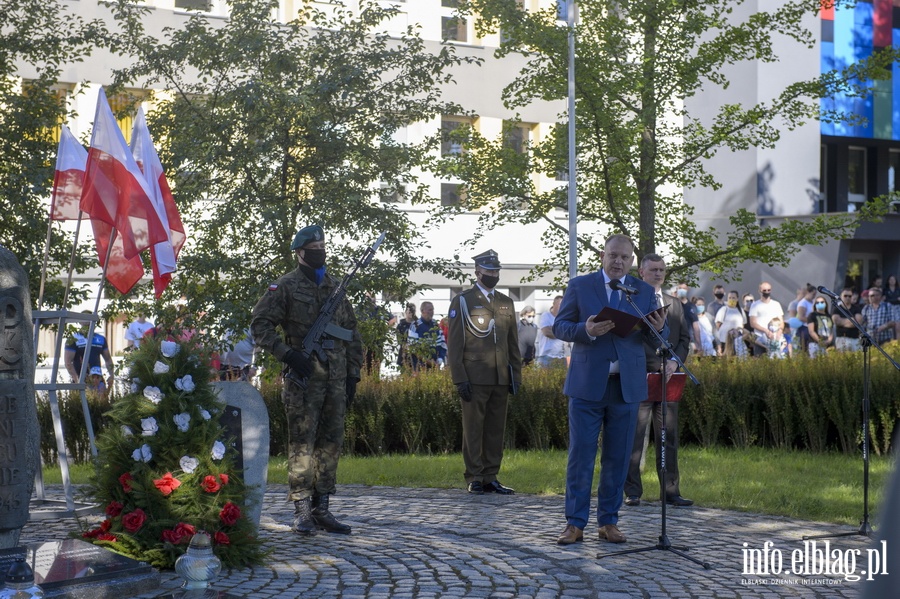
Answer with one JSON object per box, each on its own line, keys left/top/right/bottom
{"left": 292, "top": 498, "right": 317, "bottom": 536}
{"left": 311, "top": 494, "right": 352, "bottom": 534}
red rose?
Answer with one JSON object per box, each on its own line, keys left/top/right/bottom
{"left": 82, "top": 528, "right": 101, "bottom": 539}
{"left": 201, "top": 475, "right": 221, "bottom": 493}
{"left": 153, "top": 472, "right": 182, "bottom": 496}
{"left": 119, "top": 472, "right": 134, "bottom": 493}
{"left": 219, "top": 501, "right": 241, "bottom": 526}
{"left": 219, "top": 473, "right": 229, "bottom": 485}
{"left": 122, "top": 508, "right": 147, "bottom": 534}
{"left": 97, "top": 533, "right": 117, "bottom": 542}
{"left": 106, "top": 502, "right": 123, "bottom": 517}
{"left": 214, "top": 531, "right": 230, "bottom": 546}
{"left": 161, "top": 529, "right": 179, "bottom": 544}
{"left": 100, "top": 519, "right": 111, "bottom": 532}
{"left": 161, "top": 522, "right": 196, "bottom": 545}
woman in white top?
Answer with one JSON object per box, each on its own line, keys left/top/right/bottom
{"left": 692, "top": 296, "right": 717, "bottom": 356}
{"left": 715, "top": 290, "right": 748, "bottom": 357}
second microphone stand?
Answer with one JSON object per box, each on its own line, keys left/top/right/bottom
{"left": 598, "top": 291, "right": 709, "bottom": 569}
{"left": 802, "top": 294, "right": 900, "bottom": 541}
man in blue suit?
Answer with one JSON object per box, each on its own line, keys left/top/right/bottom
{"left": 553, "top": 234, "right": 667, "bottom": 545}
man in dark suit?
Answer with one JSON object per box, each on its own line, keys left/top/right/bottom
{"left": 624, "top": 254, "right": 693, "bottom": 508}
{"left": 448, "top": 249, "right": 522, "bottom": 495}
{"left": 553, "top": 234, "right": 667, "bottom": 545}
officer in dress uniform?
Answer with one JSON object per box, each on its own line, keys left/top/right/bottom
{"left": 250, "top": 225, "right": 363, "bottom": 536}
{"left": 447, "top": 249, "right": 522, "bottom": 495}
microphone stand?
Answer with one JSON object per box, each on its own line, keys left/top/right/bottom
{"left": 802, "top": 296, "right": 900, "bottom": 541}
{"left": 598, "top": 291, "right": 709, "bottom": 569}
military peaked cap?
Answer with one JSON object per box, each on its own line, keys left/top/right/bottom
{"left": 291, "top": 225, "right": 325, "bottom": 251}
{"left": 472, "top": 249, "right": 501, "bottom": 270}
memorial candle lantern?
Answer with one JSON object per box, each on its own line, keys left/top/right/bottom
{"left": 174, "top": 531, "right": 221, "bottom": 590}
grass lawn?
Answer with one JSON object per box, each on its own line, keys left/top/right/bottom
{"left": 46, "top": 446, "right": 894, "bottom": 526}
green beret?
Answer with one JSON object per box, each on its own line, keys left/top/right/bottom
{"left": 290, "top": 225, "right": 325, "bottom": 251}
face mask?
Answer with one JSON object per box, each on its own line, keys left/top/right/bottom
{"left": 301, "top": 248, "right": 326, "bottom": 269}
{"left": 525, "top": 316, "right": 534, "bottom": 323}
{"left": 815, "top": 302, "right": 826, "bottom": 310}
{"left": 727, "top": 299, "right": 738, "bottom": 308}
{"left": 714, "top": 292, "right": 724, "bottom": 300}
{"left": 768, "top": 324, "right": 779, "bottom": 332}
{"left": 480, "top": 273, "right": 499, "bottom": 289}
{"left": 676, "top": 289, "right": 688, "bottom": 298}
{"left": 696, "top": 305, "right": 705, "bottom": 314}
{"left": 761, "top": 291, "right": 771, "bottom": 299}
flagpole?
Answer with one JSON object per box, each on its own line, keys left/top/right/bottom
{"left": 61, "top": 213, "right": 85, "bottom": 310}
{"left": 567, "top": 0, "right": 578, "bottom": 279}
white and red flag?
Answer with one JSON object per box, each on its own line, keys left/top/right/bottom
{"left": 50, "top": 125, "right": 88, "bottom": 221}
{"left": 131, "top": 107, "right": 186, "bottom": 298}
{"left": 79, "top": 88, "right": 168, "bottom": 294}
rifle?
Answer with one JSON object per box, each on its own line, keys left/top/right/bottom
{"left": 286, "top": 232, "right": 386, "bottom": 390}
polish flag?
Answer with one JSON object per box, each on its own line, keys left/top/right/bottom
{"left": 80, "top": 88, "right": 168, "bottom": 294}
{"left": 131, "top": 108, "right": 186, "bottom": 298}
{"left": 50, "top": 125, "right": 88, "bottom": 221}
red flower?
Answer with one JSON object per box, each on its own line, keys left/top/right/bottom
{"left": 214, "top": 531, "right": 230, "bottom": 546}
{"left": 119, "top": 472, "right": 134, "bottom": 493}
{"left": 162, "top": 522, "right": 197, "bottom": 544}
{"left": 219, "top": 473, "right": 229, "bottom": 485}
{"left": 153, "top": 472, "right": 182, "bottom": 496}
{"left": 97, "top": 533, "right": 117, "bottom": 542}
{"left": 106, "top": 502, "right": 123, "bottom": 517}
{"left": 122, "top": 508, "right": 147, "bottom": 533}
{"left": 219, "top": 502, "right": 241, "bottom": 526}
{"left": 201, "top": 475, "right": 221, "bottom": 493}
{"left": 82, "top": 528, "right": 101, "bottom": 539}
{"left": 100, "top": 519, "right": 111, "bottom": 532}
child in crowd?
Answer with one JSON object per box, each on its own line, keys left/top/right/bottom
{"left": 765, "top": 316, "right": 789, "bottom": 359}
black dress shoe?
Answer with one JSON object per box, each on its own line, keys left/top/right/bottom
{"left": 483, "top": 480, "right": 515, "bottom": 495}
{"left": 467, "top": 481, "right": 484, "bottom": 495}
{"left": 624, "top": 496, "right": 641, "bottom": 507}
{"left": 666, "top": 495, "right": 694, "bottom": 507}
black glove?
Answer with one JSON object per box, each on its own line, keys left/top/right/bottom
{"left": 456, "top": 382, "right": 473, "bottom": 403}
{"left": 283, "top": 349, "right": 313, "bottom": 378}
{"left": 346, "top": 377, "right": 359, "bottom": 408}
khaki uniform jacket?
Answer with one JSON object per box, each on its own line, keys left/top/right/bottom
{"left": 250, "top": 267, "right": 363, "bottom": 381}
{"left": 447, "top": 286, "right": 522, "bottom": 387}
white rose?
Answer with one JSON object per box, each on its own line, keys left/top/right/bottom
{"left": 173, "top": 412, "right": 191, "bottom": 433}
{"left": 211, "top": 440, "right": 226, "bottom": 461}
{"left": 132, "top": 444, "right": 152, "bottom": 462}
{"left": 179, "top": 455, "right": 199, "bottom": 474}
{"left": 153, "top": 361, "right": 170, "bottom": 374}
{"left": 199, "top": 409, "right": 211, "bottom": 421}
{"left": 175, "top": 375, "right": 195, "bottom": 392}
{"left": 140, "top": 417, "right": 159, "bottom": 436}
{"left": 143, "top": 386, "right": 164, "bottom": 404}
{"left": 161, "top": 341, "right": 179, "bottom": 357}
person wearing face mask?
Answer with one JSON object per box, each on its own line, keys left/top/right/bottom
{"left": 748, "top": 282, "right": 784, "bottom": 357}
{"left": 692, "top": 297, "right": 717, "bottom": 357}
{"left": 517, "top": 306, "right": 539, "bottom": 367}
{"left": 251, "top": 225, "right": 363, "bottom": 536}
{"left": 714, "top": 291, "right": 749, "bottom": 358}
{"left": 832, "top": 287, "right": 863, "bottom": 352}
{"left": 447, "top": 249, "right": 522, "bottom": 495}
{"left": 675, "top": 283, "right": 702, "bottom": 354}
{"left": 765, "top": 317, "right": 790, "bottom": 359}
{"left": 806, "top": 295, "right": 834, "bottom": 357}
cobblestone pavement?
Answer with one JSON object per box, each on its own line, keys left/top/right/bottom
{"left": 22, "top": 484, "right": 880, "bottom": 598}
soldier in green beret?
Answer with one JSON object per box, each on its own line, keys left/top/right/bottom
{"left": 447, "top": 249, "right": 522, "bottom": 495}
{"left": 251, "top": 225, "right": 363, "bottom": 535}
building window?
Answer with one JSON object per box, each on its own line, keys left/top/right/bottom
{"left": 107, "top": 91, "right": 146, "bottom": 145}
{"left": 847, "top": 146, "right": 866, "bottom": 210}
{"left": 175, "top": 0, "right": 213, "bottom": 10}
{"left": 441, "top": 117, "right": 471, "bottom": 156}
{"left": 379, "top": 183, "right": 406, "bottom": 203}
{"left": 442, "top": 16, "right": 468, "bottom": 42}
{"left": 441, "top": 183, "right": 466, "bottom": 206}
{"left": 503, "top": 122, "right": 532, "bottom": 154}
{"left": 441, "top": 0, "right": 459, "bottom": 6}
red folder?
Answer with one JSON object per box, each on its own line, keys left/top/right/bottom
{"left": 646, "top": 372, "right": 687, "bottom": 402}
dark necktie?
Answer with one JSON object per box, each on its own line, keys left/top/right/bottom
{"left": 609, "top": 279, "right": 621, "bottom": 305}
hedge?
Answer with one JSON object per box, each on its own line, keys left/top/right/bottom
{"left": 38, "top": 342, "right": 900, "bottom": 463}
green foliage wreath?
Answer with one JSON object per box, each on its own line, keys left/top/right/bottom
{"left": 78, "top": 336, "right": 266, "bottom": 569}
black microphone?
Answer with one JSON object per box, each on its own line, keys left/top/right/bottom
{"left": 610, "top": 280, "right": 638, "bottom": 295}
{"left": 816, "top": 286, "right": 840, "bottom": 300}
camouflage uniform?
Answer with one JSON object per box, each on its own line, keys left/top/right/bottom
{"left": 251, "top": 267, "right": 362, "bottom": 503}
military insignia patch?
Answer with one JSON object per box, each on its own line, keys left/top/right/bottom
{"left": 449, "top": 309, "right": 457, "bottom": 318}
{"left": 268, "top": 284, "right": 278, "bottom": 291}
{"left": 478, "top": 317, "right": 485, "bottom": 325}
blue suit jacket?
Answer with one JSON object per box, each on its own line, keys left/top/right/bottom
{"left": 553, "top": 271, "right": 667, "bottom": 403}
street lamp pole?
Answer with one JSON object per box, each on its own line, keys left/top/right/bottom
{"left": 566, "top": 0, "right": 578, "bottom": 279}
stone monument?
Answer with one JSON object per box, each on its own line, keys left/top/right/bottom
{"left": 0, "top": 245, "right": 40, "bottom": 549}
{"left": 211, "top": 381, "right": 269, "bottom": 531}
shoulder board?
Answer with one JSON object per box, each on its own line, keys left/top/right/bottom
{"left": 268, "top": 283, "right": 279, "bottom": 292}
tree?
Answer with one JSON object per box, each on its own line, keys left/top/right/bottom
{"left": 441, "top": 0, "right": 894, "bottom": 283}
{"left": 103, "top": 0, "right": 478, "bottom": 343}
{"left": 0, "top": 0, "right": 108, "bottom": 308}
